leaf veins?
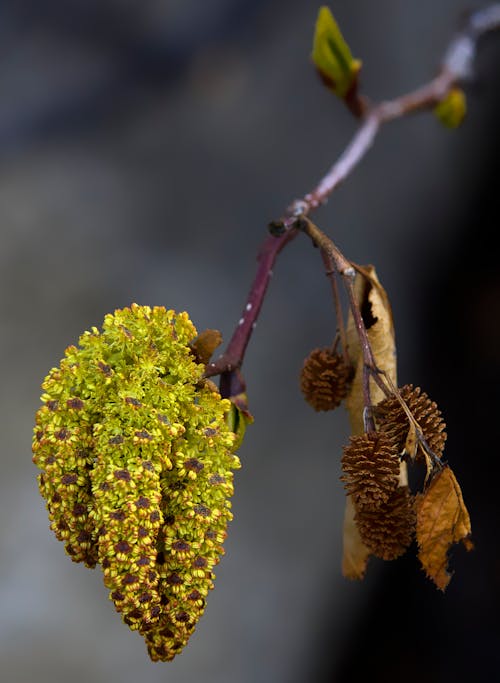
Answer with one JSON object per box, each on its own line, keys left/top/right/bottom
{"left": 416, "top": 465, "right": 473, "bottom": 591}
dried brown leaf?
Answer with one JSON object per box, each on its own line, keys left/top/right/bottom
{"left": 345, "top": 266, "right": 397, "bottom": 433}
{"left": 416, "top": 465, "right": 472, "bottom": 591}
{"left": 342, "top": 266, "right": 405, "bottom": 575}
{"left": 342, "top": 496, "right": 371, "bottom": 579}
{"left": 190, "top": 329, "right": 223, "bottom": 365}
{"left": 404, "top": 421, "right": 418, "bottom": 460}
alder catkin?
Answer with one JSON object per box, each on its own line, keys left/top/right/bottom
{"left": 376, "top": 384, "right": 447, "bottom": 458}
{"left": 300, "top": 348, "right": 352, "bottom": 411}
{"left": 32, "top": 305, "right": 241, "bottom": 662}
{"left": 341, "top": 432, "right": 401, "bottom": 508}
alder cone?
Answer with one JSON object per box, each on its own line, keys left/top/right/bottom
{"left": 355, "top": 486, "right": 416, "bottom": 560}
{"left": 376, "top": 384, "right": 447, "bottom": 458}
{"left": 341, "top": 432, "right": 401, "bottom": 508}
{"left": 300, "top": 348, "right": 352, "bottom": 411}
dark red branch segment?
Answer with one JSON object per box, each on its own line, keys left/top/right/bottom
{"left": 205, "top": 228, "right": 298, "bottom": 378}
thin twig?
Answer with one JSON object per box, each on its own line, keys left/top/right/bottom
{"left": 300, "top": 216, "right": 392, "bottom": 430}
{"left": 204, "top": 229, "right": 297, "bottom": 377}
{"left": 297, "top": 10, "right": 500, "bottom": 212}
{"left": 381, "top": 373, "right": 444, "bottom": 475}
{"left": 320, "top": 250, "right": 350, "bottom": 366}
{"left": 297, "top": 217, "right": 354, "bottom": 276}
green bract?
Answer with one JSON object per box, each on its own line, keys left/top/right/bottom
{"left": 32, "top": 304, "right": 241, "bottom": 661}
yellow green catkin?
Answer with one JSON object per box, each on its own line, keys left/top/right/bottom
{"left": 33, "top": 304, "right": 241, "bottom": 661}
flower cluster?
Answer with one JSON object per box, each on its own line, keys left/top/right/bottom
{"left": 32, "top": 304, "right": 241, "bottom": 661}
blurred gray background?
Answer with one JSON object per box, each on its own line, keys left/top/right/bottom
{"left": 1, "top": 1, "right": 499, "bottom": 682}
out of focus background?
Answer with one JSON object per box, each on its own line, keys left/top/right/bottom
{"left": 1, "top": 2, "right": 499, "bottom": 682}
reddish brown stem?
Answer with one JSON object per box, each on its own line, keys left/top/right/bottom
{"left": 295, "top": 216, "right": 391, "bottom": 418}
{"left": 204, "top": 229, "right": 298, "bottom": 378}
{"left": 321, "top": 250, "right": 350, "bottom": 365}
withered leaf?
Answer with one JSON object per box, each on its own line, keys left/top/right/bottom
{"left": 342, "top": 266, "right": 406, "bottom": 577}
{"left": 416, "top": 465, "right": 472, "bottom": 591}
{"left": 404, "top": 421, "right": 418, "bottom": 460}
{"left": 342, "top": 496, "right": 371, "bottom": 580}
{"left": 190, "top": 329, "right": 223, "bottom": 365}
{"left": 345, "top": 266, "right": 397, "bottom": 434}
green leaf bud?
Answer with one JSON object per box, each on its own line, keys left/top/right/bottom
{"left": 311, "top": 6, "right": 362, "bottom": 100}
{"left": 434, "top": 87, "right": 467, "bottom": 129}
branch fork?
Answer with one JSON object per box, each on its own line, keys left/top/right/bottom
{"left": 204, "top": 6, "right": 500, "bottom": 401}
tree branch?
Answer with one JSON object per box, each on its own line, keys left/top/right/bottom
{"left": 204, "top": 229, "right": 297, "bottom": 377}
{"left": 205, "top": 5, "right": 500, "bottom": 390}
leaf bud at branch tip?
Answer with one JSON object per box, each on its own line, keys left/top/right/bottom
{"left": 311, "top": 6, "right": 362, "bottom": 106}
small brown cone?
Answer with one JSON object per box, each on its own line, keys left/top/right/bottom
{"left": 355, "top": 486, "right": 416, "bottom": 560}
{"left": 376, "top": 384, "right": 447, "bottom": 459}
{"left": 341, "top": 432, "right": 401, "bottom": 508}
{"left": 300, "top": 348, "right": 352, "bottom": 411}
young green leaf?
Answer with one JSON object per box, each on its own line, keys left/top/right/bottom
{"left": 226, "top": 394, "right": 253, "bottom": 451}
{"left": 311, "top": 6, "right": 362, "bottom": 99}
